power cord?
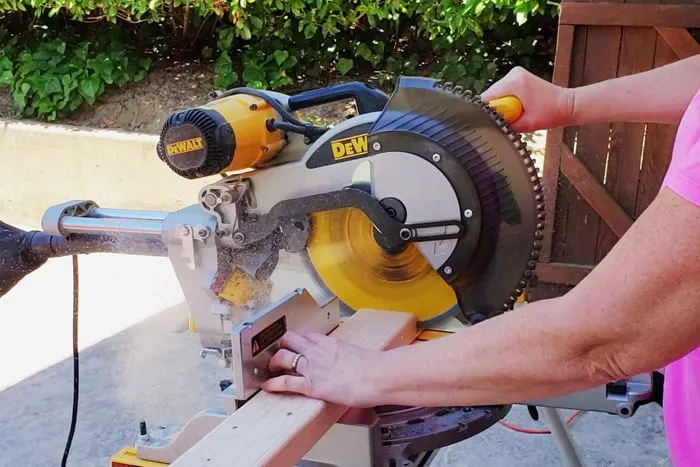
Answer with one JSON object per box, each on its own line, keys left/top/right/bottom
{"left": 61, "top": 255, "right": 80, "bottom": 467}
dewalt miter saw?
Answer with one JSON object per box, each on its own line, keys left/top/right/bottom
{"left": 0, "top": 76, "right": 659, "bottom": 467}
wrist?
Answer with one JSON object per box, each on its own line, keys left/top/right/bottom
{"left": 558, "top": 86, "right": 578, "bottom": 127}
{"left": 362, "top": 349, "right": 400, "bottom": 406}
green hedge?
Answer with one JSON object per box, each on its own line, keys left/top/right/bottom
{"left": 0, "top": 0, "right": 559, "bottom": 120}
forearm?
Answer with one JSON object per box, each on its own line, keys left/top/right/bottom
{"left": 570, "top": 55, "right": 700, "bottom": 126}
{"left": 369, "top": 296, "right": 598, "bottom": 407}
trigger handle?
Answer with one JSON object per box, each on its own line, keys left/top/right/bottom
{"left": 488, "top": 96, "right": 523, "bottom": 123}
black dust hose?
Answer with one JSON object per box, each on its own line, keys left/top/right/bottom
{"left": 0, "top": 221, "right": 53, "bottom": 296}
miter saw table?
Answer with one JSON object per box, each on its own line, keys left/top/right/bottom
{"left": 0, "top": 76, "right": 661, "bottom": 466}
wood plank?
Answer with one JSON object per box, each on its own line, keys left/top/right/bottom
{"left": 560, "top": 143, "right": 634, "bottom": 238}
{"left": 560, "top": 21, "right": 622, "bottom": 265}
{"left": 634, "top": 35, "right": 679, "bottom": 217}
{"left": 535, "top": 262, "right": 593, "bottom": 286}
{"left": 541, "top": 24, "right": 576, "bottom": 262}
{"left": 595, "top": 25, "right": 658, "bottom": 262}
{"left": 171, "top": 309, "right": 418, "bottom": 467}
{"left": 560, "top": 3, "right": 700, "bottom": 28}
{"left": 656, "top": 27, "right": 700, "bottom": 59}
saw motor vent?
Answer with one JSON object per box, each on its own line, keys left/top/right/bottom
{"left": 156, "top": 107, "right": 235, "bottom": 180}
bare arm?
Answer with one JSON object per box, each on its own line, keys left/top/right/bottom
{"left": 570, "top": 55, "right": 700, "bottom": 126}
{"left": 481, "top": 55, "right": 700, "bottom": 132}
{"left": 367, "top": 187, "right": 700, "bottom": 407}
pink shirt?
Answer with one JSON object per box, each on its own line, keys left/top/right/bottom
{"left": 660, "top": 87, "right": 700, "bottom": 466}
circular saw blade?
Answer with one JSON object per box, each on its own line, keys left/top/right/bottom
{"left": 306, "top": 207, "right": 458, "bottom": 321}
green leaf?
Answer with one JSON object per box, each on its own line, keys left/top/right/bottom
{"left": 78, "top": 75, "right": 101, "bottom": 105}
{"left": 272, "top": 50, "right": 289, "bottom": 66}
{"left": 218, "top": 28, "right": 235, "bottom": 51}
{"left": 214, "top": 53, "right": 238, "bottom": 89}
{"left": 242, "top": 63, "right": 266, "bottom": 83}
{"left": 250, "top": 16, "right": 263, "bottom": 29}
{"left": 0, "top": 70, "right": 13, "bottom": 85}
{"left": 139, "top": 58, "right": 152, "bottom": 71}
{"left": 336, "top": 58, "right": 353, "bottom": 75}
{"left": 44, "top": 76, "right": 62, "bottom": 95}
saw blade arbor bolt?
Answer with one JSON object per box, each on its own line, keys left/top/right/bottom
{"left": 432, "top": 153, "right": 441, "bottom": 162}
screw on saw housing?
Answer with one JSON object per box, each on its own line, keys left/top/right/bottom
{"left": 433, "top": 80, "right": 545, "bottom": 314}
{"left": 231, "top": 187, "right": 465, "bottom": 254}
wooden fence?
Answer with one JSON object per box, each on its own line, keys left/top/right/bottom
{"left": 531, "top": 0, "right": 700, "bottom": 299}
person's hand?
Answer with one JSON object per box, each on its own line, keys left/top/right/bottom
{"left": 261, "top": 331, "right": 383, "bottom": 408}
{"left": 481, "top": 66, "right": 575, "bottom": 132}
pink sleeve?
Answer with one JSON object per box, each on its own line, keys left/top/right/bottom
{"left": 661, "top": 88, "right": 700, "bottom": 205}
{"left": 660, "top": 86, "right": 700, "bottom": 466}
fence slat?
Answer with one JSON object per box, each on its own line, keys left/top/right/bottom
{"left": 561, "top": 3, "right": 700, "bottom": 28}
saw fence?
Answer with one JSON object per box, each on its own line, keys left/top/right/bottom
{"left": 532, "top": 0, "right": 700, "bottom": 300}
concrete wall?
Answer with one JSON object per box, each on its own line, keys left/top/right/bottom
{"left": 1, "top": 119, "right": 219, "bottom": 228}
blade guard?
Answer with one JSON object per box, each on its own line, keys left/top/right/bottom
{"left": 366, "top": 77, "right": 543, "bottom": 323}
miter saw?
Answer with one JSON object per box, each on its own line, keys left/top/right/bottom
{"left": 0, "top": 76, "right": 661, "bottom": 467}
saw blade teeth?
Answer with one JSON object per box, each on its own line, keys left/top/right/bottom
{"left": 432, "top": 78, "right": 548, "bottom": 315}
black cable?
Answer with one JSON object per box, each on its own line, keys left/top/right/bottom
{"left": 61, "top": 255, "right": 79, "bottom": 467}
{"left": 213, "top": 87, "right": 330, "bottom": 138}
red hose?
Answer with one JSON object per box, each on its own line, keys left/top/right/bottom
{"left": 498, "top": 410, "right": 585, "bottom": 434}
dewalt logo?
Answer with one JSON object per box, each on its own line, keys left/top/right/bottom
{"left": 330, "top": 134, "right": 368, "bottom": 160}
{"left": 166, "top": 137, "right": 204, "bottom": 156}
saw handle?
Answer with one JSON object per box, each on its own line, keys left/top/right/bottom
{"left": 488, "top": 96, "right": 523, "bottom": 123}
{"left": 288, "top": 82, "right": 389, "bottom": 115}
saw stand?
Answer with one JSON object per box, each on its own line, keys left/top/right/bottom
{"left": 517, "top": 370, "right": 662, "bottom": 467}
{"left": 540, "top": 407, "right": 584, "bottom": 467}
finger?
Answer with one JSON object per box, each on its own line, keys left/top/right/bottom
{"left": 269, "top": 348, "right": 298, "bottom": 373}
{"left": 480, "top": 83, "right": 511, "bottom": 102}
{"left": 303, "top": 332, "right": 332, "bottom": 345}
{"left": 480, "top": 68, "right": 520, "bottom": 101}
{"left": 262, "top": 374, "right": 311, "bottom": 396}
{"left": 280, "top": 331, "right": 313, "bottom": 354}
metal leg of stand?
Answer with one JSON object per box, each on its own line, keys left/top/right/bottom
{"left": 540, "top": 407, "right": 585, "bottom": 467}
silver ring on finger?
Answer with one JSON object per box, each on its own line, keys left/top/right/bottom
{"left": 292, "top": 353, "right": 304, "bottom": 374}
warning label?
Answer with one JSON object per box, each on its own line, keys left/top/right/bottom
{"left": 251, "top": 316, "right": 287, "bottom": 357}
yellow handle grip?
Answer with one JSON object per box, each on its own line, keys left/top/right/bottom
{"left": 488, "top": 96, "right": 523, "bottom": 123}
